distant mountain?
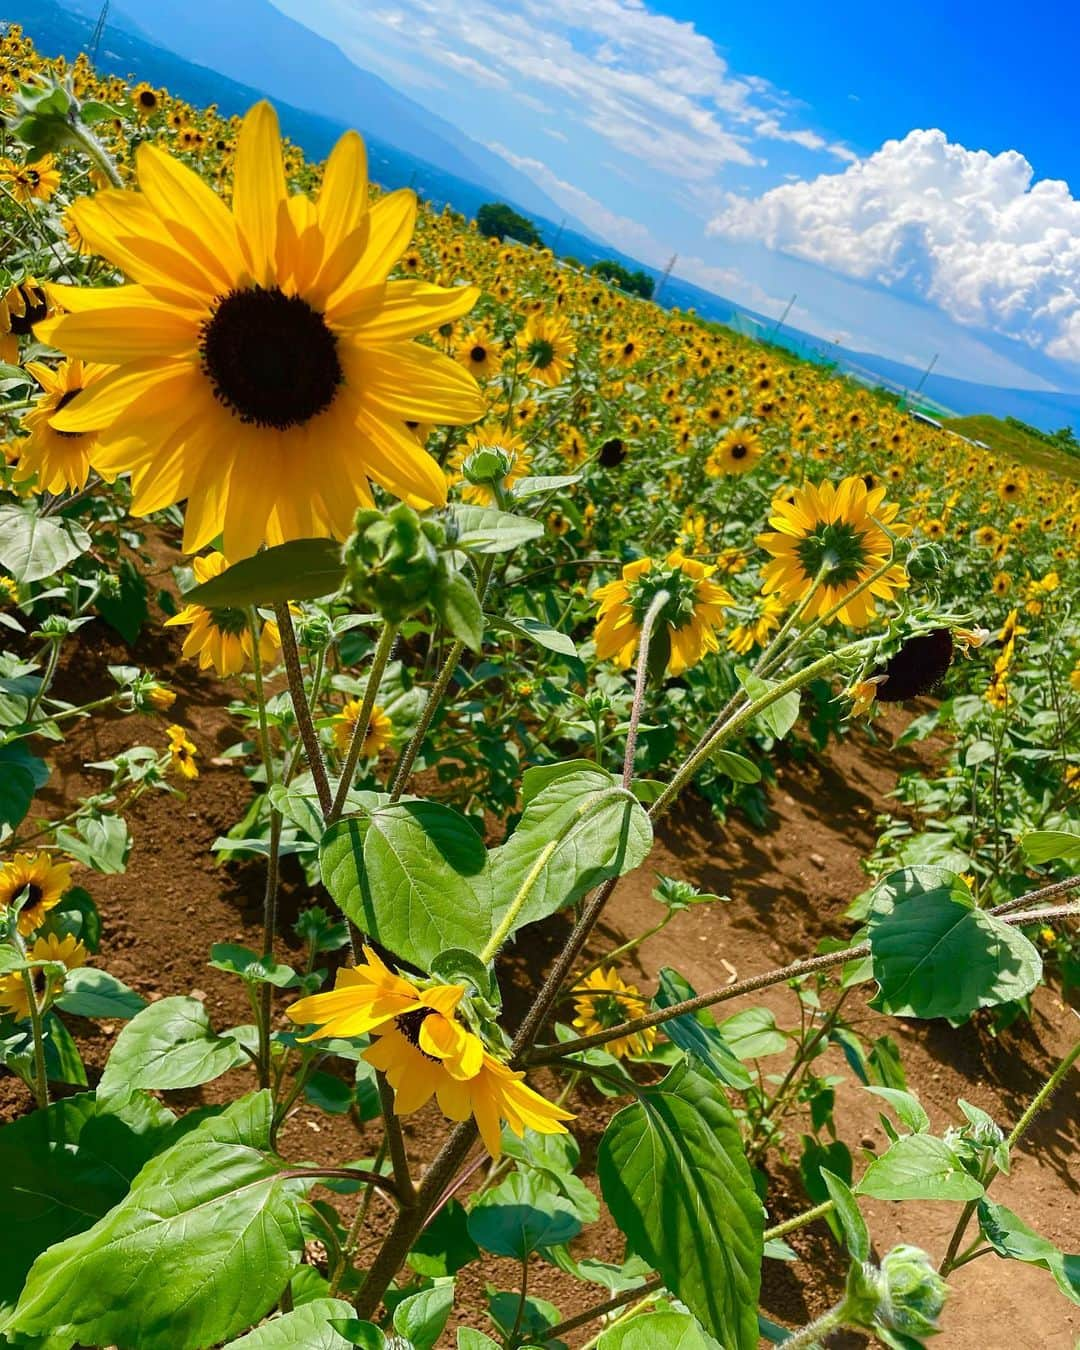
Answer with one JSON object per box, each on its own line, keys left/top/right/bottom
{"left": 57, "top": 0, "right": 591, "bottom": 235}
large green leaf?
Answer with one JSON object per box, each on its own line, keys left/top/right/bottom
{"left": 1021, "top": 829, "right": 1080, "bottom": 865}
{"left": 597, "top": 1058, "right": 762, "bottom": 1349}
{"left": 392, "top": 1278, "right": 455, "bottom": 1350}
{"left": 320, "top": 803, "right": 492, "bottom": 972}
{"left": 868, "top": 873, "right": 1041, "bottom": 1019}
{"left": 0, "top": 744, "right": 46, "bottom": 827}
{"left": 486, "top": 613, "right": 578, "bottom": 657}
{"left": 4, "top": 1093, "right": 306, "bottom": 1350}
{"left": 856, "top": 1133, "right": 984, "bottom": 1202}
{"left": 450, "top": 504, "right": 545, "bottom": 552}
{"left": 55, "top": 966, "right": 146, "bottom": 1019}
{"left": 490, "top": 764, "right": 651, "bottom": 940}
{"left": 653, "top": 968, "right": 751, "bottom": 1089}
{"left": 97, "top": 995, "right": 249, "bottom": 1100}
{"left": 185, "top": 537, "right": 345, "bottom": 606}
{"left": 977, "top": 1198, "right": 1080, "bottom": 1305}
{"left": 598, "top": 1311, "right": 718, "bottom": 1349}
{"left": 222, "top": 1298, "right": 360, "bottom": 1347}
{"left": 0, "top": 1089, "right": 176, "bottom": 1312}
{"left": 737, "top": 669, "right": 800, "bottom": 741}
{"left": 467, "top": 1171, "right": 582, "bottom": 1259}
{"left": 0, "top": 504, "right": 91, "bottom": 584}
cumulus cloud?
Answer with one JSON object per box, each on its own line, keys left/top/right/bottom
{"left": 708, "top": 129, "right": 1080, "bottom": 363}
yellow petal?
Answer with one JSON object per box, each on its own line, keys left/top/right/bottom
{"left": 233, "top": 102, "right": 286, "bottom": 286}
{"left": 352, "top": 342, "right": 486, "bottom": 424}
{"left": 135, "top": 143, "right": 247, "bottom": 289}
{"left": 327, "top": 189, "right": 416, "bottom": 302}
{"left": 317, "top": 129, "right": 368, "bottom": 255}
{"left": 35, "top": 304, "right": 197, "bottom": 363}
{"left": 50, "top": 361, "right": 191, "bottom": 433}
{"left": 354, "top": 405, "right": 448, "bottom": 507}
{"left": 336, "top": 280, "right": 479, "bottom": 339}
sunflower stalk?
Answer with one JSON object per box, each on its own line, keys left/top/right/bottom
{"left": 329, "top": 620, "right": 398, "bottom": 823}
{"left": 10, "top": 929, "right": 49, "bottom": 1110}
{"left": 622, "top": 587, "right": 670, "bottom": 788}
{"left": 274, "top": 602, "right": 332, "bottom": 817}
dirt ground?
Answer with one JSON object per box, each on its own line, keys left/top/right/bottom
{"left": 2, "top": 575, "right": 1077, "bottom": 1349}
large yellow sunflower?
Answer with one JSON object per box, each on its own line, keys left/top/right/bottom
{"left": 287, "top": 946, "right": 573, "bottom": 1156}
{"left": 165, "top": 552, "right": 282, "bottom": 676}
{"left": 593, "top": 549, "right": 733, "bottom": 676}
{"left": 0, "top": 852, "right": 72, "bottom": 936}
{"left": 15, "top": 360, "right": 117, "bottom": 493}
{"left": 0, "top": 932, "right": 87, "bottom": 1021}
{"left": 757, "top": 477, "right": 908, "bottom": 627}
{"left": 36, "top": 102, "right": 486, "bottom": 560}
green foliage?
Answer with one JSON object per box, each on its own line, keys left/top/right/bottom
{"left": 97, "top": 995, "right": 251, "bottom": 1099}
{"left": 590, "top": 259, "right": 656, "bottom": 300}
{"left": 476, "top": 201, "right": 542, "bottom": 246}
{"left": 186, "top": 537, "right": 347, "bottom": 606}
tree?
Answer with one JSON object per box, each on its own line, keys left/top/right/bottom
{"left": 589, "top": 259, "right": 655, "bottom": 300}
{"left": 476, "top": 202, "right": 542, "bottom": 247}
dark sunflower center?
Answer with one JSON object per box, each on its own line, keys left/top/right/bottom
{"left": 730, "top": 442, "right": 748, "bottom": 460}
{"left": 526, "top": 338, "right": 555, "bottom": 368}
{"left": 53, "top": 387, "right": 84, "bottom": 440}
{"left": 598, "top": 437, "right": 625, "bottom": 467}
{"left": 795, "top": 520, "right": 867, "bottom": 586}
{"left": 10, "top": 290, "right": 48, "bottom": 335}
{"left": 395, "top": 1008, "right": 439, "bottom": 1061}
{"left": 200, "top": 286, "right": 342, "bottom": 430}
{"left": 19, "top": 882, "right": 44, "bottom": 909}
{"left": 874, "top": 629, "right": 954, "bottom": 703}
{"left": 470, "top": 345, "right": 487, "bottom": 363}
{"left": 139, "top": 91, "right": 156, "bottom": 107}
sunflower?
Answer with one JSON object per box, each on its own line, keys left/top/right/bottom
{"left": 166, "top": 552, "right": 282, "bottom": 675}
{"left": 922, "top": 518, "right": 946, "bottom": 541}
{"left": 448, "top": 424, "right": 531, "bottom": 505}
{"left": 0, "top": 276, "right": 50, "bottom": 363}
{"left": 517, "top": 313, "right": 575, "bottom": 386}
{"left": 131, "top": 83, "right": 159, "bottom": 117}
{"left": 593, "top": 549, "right": 733, "bottom": 676}
{"left": 286, "top": 946, "right": 573, "bottom": 1156}
{"left": 0, "top": 852, "right": 72, "bottom": 936}
{"left": 727, "top": 593, "right": 786, "bottom": 655}
{"left": 572, "top": 968, "right": 656, "bottom": 1058}
{"left": 333, "top": 700, "right": 393, "bottom": 757}
{"left": 705, "top": 427, "right": 763, "bottom": 476}
{"left": 0, "top": 932, "right": 87, "bottom": 1021}
{"left": 455, "top": 326, "right": 501, "bottom": 380}
{"left": 37, "top": 102, "right": 485, "bottom": 560}
{"left": 757, "top": 477, "right": 908, "bottom": 627}
{"left": 605, "top": 332, "right": 644, "bottom": 366}
{"left": 166, "top": 724, "right": 199, "bottom": 779}
{"left": 991, "top": 572, "right": 1011, "bottom": 598}
{"left": 0, "top": 154, "right": 60, "bottom": 204}
{"left": 14, "top": 360, "right": 116, "bottom": 494}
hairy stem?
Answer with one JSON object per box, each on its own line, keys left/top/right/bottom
{"left": 329, "top": 622, "right": 398, "bottom": 822}
{"left": 274, "top": 603, "right": 332, "bottom": 817}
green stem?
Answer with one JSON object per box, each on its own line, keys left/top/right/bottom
{"left": 25, "top": 640, "right": 62, "bottom": 724}
{"left": 1005, "top": 1034, "right": 1080, "bottom": 1153}
{"left": 329, "top": 621, "right": 397, "bottom": 823}
{"left": 377, "top": 1071, "right": 416, "bottom": 1207}
{"left": 780, "top": 1305, "right": 845, "bottom": 1348}
{"left": 68, "top": 117, "right": 124, "bottom": 188}
{"left": 274, "top": 603, "right": 332, "bottom": 817}
{"left": 621, "top": 589, "right": 669, "bottom": 789}
{"left": 572, "top": 912, "right": 672, "bottom": 985}
{"left": 765, "top": 1198, "right": 835, "bottom": 1241}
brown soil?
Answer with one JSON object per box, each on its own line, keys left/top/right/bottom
{"left": 3, "top": 559, "right": 1077, "bottom": 1349}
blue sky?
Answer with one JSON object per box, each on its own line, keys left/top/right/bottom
{"left": 276, "top": 0, "right": 1080, "bottom": 389}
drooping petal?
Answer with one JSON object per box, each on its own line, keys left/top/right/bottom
{"left": 354, "top": 405, "right": 449, "bottom": 508}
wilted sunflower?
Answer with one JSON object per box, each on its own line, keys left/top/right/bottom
{"left": 572, "top": 967, "right": 656, "bottom": 1058}
{"left": 0, "top": 932, "right": 87, "bottom": 1021}
{"left": 166, "top": 552, "right": 282, "bottom": 675}
{"left": 15, "top": 360, "right": 116, "bottom": 493}
{"left": 593, "top": 548, "right": 733, "bottom": 676}
{"left": 37, "top": 102, "right": 485, "bottom": 560}
{"left": 0, "top": 154, "right": 60, "bottom": 204}
{"left": 705, "top": 427, "right": 763, "bottom": 476}
{"left": 757, "top": 477, "right": 908, "bottom": 627}
{"left": 166, "top": 724, "right": 199, "bottom": 779}
{"left": 333, "top": 700, "right": 392, "bottom": 756}
{"left": 517, "top": 312, "right": 574, "bottom": 386}
{"left": 0, "top": 852, "right": 72, "bottom": 936}
{"left": 0, "top": 277, "right": 50, "bottom": 363}
{"left": 287, "top": 946, "right": 573, "bottom": 1156}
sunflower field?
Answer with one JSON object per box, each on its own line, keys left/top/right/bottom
{"left": 0, "top": 24, "right": 1079, "bottom": 1350}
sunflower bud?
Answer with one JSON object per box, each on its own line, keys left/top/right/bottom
{"left": 461, "top": 445, "right": 514, "bottom": 491}
{"left": 905, "top": 541, "right": 948, "bottom": 582}
{"left": 344, "top": 503, "right": 443, "bottom": 623}
{"left": 841, "top": 1246, "right": 948, "bottom": 1344}
{"left": 296, "top": 612, "right": 333, "bottom": 651}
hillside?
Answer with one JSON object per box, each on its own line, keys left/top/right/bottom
{"left": 943, "top": 415, "right": 1080, "bottom": 480}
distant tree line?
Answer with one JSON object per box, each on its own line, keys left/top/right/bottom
{"left": 1005, "top": 416, "right": 1079, "bottom": 457}
{"left": 476, "top": 202, "right": 542, "bottom": 247}
{"left": 588, "top": 259, "right": 655, "bottom": 299}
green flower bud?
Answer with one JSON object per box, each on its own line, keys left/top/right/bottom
{"left": 296, "top": 612, "right": 333, "bottom": 651}
{"left": 905, "top": 541, "right": 947, "bottom": 583}
{"left": 462, "top": 445, "right": 514, "bottom": 488}
{"left": 843, "top": 1246, "right": 948, "bottom": 1344}
{"left": 343, "top": 503, "right": 444, "bottom": 623}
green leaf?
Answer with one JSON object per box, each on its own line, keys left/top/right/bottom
{"left": 653, "top": 968, "right": 752, "bottom": 1089}
{"left": 54, "top": 814, "right": 131, "bottom": 874}
{"left": 819, "top": 1169, "right": 870, "bottom": 1261}
{"left": 491, "top": 764, "right": 651, "bottom": 939}
{"left": 434, "top": 567, "right": 484, "bottom": 651}
{"left": 222, "top": 1298, "right": 361, "bottom": 1347}
{"left": 598, "top": 1311, "right": 718, "bottom": 1349}
{"left": 458, "top": 1332, "right": 500, "bottom": 1350}
{"left": 737, "top": 669, "right": 801, "bottom": 740}
{"left": 450, "top": 504, "right": 544, "bottom": 552}
{"left": 710, "top": 748, "right": 761, "bottom": 784}
{"left": 856, "top": 1133, "right": 984, "bottom": 1202}
{"left": 97, "top": 995, "right": 249, "bottom": 1100}
{"left": 0, "top": 504, "right": 91, "bottom": 584}
{"left": 210, "top": 943, "right": 298, "bottom": 987}
{"left": 43, "top": 1010, "right": 87, "bottom": 1085}
{"left": 5, "top": 1093, "right": 305, "bottom": 1350}
{"left": 1021, "top": 829, "right": 1080, "bottom": 865}
{"left": 96, "top": 558, "right": 149, "bottom": 644}
{"left": 511, "top": 472, "right": 581, "bottom": 498}
{"left": 407, "top": 1199, "right": 479, "bottom": 1278}
{"left": 977, "top": 1198, "right": 1080, "bottom": 1306}
{"left": 717, "top": 1007, "right": 787, "bottom": 1060}
{"left": 865, "top": 1086, "right": 930, "bottom": 1135}
{"left": 467, "top": 1171, "right": 582, "bottom": 1259}
{"left": 0, "top": 1088, "right": 176, "bottom": 1310}
{"left": 55, "top": 966, "right": 146, "bottom": 1019}
{"left": 487, "top": 613, "right": 578, "bottom": 657}
{"left": 392, "top": 1278, "right": 455, "bottom": 1350}
{"left": 597, "top": 1058, "right": 763, "bottom": 1349}
{"left": 0, "top": 744, "right": 46, "bottom": 827}
{"left": 320, "top": 805, "right": 492, "bottom": 973}
{"left": 868, "top": 882, "right": 1041, "bottom": 1019}
{"left": 186, "top": 537, "right": 345, "bottom": 606}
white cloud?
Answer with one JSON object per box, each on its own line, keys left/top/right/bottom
{"left": 708, "top": 129, "right": 1080, "bottom": 363}
{"left": 487, "top": 141, "right": 659, "bottom": 256}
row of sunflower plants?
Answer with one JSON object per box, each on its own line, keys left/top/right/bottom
{"left": 0, "top": 35, "right": 1077, "bottom": 1350}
